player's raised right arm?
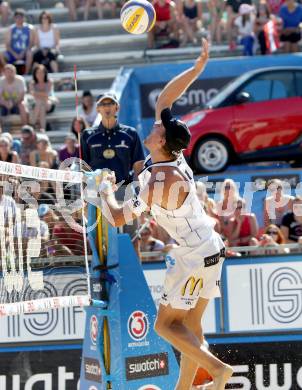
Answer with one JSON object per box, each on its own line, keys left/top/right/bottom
{"left": 155, "top": 38, "right": 209, "bottom": 121}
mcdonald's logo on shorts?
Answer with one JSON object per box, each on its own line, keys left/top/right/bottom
{"left": 181, "top": 276, "right": 203, "bottom": 296}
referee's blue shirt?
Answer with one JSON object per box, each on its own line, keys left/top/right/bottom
{"left": 81, "top": 122, "right": 145, "bottom": 184}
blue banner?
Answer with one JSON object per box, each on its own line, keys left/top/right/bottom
{"left": 112, "top": 54, "right": 302, "bottom": 140}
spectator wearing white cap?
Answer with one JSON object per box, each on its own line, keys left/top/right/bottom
{"left": 234, "top": 3, "right": 256, "bottom": 55}
{"left": 29, "top": 133, "right": 58, "bottom": 168}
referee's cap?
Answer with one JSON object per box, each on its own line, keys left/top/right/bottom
{"left": 97, "top": 92, "right": 119, "bottom": 105}
{"left": 161, "top": 108, "right": 191, "bottom": 152}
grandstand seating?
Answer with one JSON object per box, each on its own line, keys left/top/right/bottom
{"left": 0, "top": 0, "right": 254, "bottom": 149}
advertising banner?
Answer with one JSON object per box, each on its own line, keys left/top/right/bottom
{"left": 211, "top": 337, "right": 302, "bottom": 390}
{"left": 0, "top": 347, "right": 81, "bottom": 390}
{"left": 0, "top": 274, "right": 86, "bottom": 343}
{"left": 223, "top": 256, "right": 302, "bottom": 332}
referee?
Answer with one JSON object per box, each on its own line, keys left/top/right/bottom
{"left": 81, "top": 92, "right": 145, "bottom": 188}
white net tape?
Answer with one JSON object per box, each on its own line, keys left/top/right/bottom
{"left": 0, "top": 161, "right": 91, "bottom": 316}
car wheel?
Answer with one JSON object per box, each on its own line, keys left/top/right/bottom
{"left": 193, "top": 137, "right": 230, "bottom": 173}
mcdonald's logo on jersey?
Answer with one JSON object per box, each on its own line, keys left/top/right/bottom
{"left": 181, "top": 277, "right": 203, "bottom": 296}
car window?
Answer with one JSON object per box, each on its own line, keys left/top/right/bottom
{"left": 296, "top": 71, "right": 302, "bottom": 97}
{"left": 243, "top": 79, "right": 271, "bottom": 102}
{"left": 239, "top": 71, "right": 296, "bottom": 103}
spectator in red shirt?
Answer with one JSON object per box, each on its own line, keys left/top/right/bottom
{"left": 148, "top": 0, "right": 180, "bottom": 48}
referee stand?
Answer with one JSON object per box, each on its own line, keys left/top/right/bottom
{"left": 79, "top": 203, "right": 179, "bottom": 389}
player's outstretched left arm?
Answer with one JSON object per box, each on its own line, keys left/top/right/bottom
{"left": 155, "top": 38, "right": 209, "bottom": 120}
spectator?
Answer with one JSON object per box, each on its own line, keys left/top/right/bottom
{"left": 81, "top": 92, "right": 144, "bottom": 185}
{"left": 267, "top": 0, "right": 285, "bottom": 15}
{"left": 4, "top": 9, "right": 35, "bottom": 75}
{"left": 147, "top": 0, "right": 180, "bottom": 49}
{"left": 0, "top": 126, "right": 22, "bottom": 154}
{"left": 257, "top": 223, "right": 288, "bottom": 254}
{"left": 234, "top": 3, "right": 256, "bottom": 55}
{"left": 227, "top": 198, "right": 259, "bottom": 246}
{"left": 59, "top": 134, "right": 80, "bottom": 162}
{"left": 29, "top": 64, "right": 57, "bottom": 132}
{"left": 279, "top": 0, "right": 302, "bottom": 53}
{"left": 281, "top": 196, "right": 302, "bottom": 243}
{"left": 52, "top": 215, "right": 85, "bottom": 256}
{"left": 65, "top": 0, "right": 81, "bottom": 21}
{"left": 78, "top": 90, "right": 97, "bottom": 126}
{"left": 178, "top": 0, "right": 202, "bottom": 46}
{"left": 71, "top": 116, "right": 89, "bottom": 141}
{"left": 84, "top": 0, "right": 104, "bottom": 20}
{"left": 19, "top": 125, "right": 37, "bottom": 165}
{"left": 264, "top": 178, "right": 294, "bottom": 227}
{"left": 139, "top": 226, "right": 165, "bottom": 261}
{"left": 33, "top": 11, "right": 61, "bottom": 73}
{"left": 38, "top": 161, "right": 56, "bottom": 195}
{"left": 195, "top": 181, "right": 220, "bottom": 232}
{"left": 216, "top": 179, "right": 239, "bottom": 238}
{"left": 0, "top": 135, "right": 20, "bottom": 163}
{"left": 0, "top": 64, "right": 28, "bottom": 125}
{"left": 0, "top": 0, "right": 10, "bottom": 26}
{"left": 29, "top": 133, "right": 58, "bottom": 168}
{"left": 254, "top": 0, "right": 271, "bottom": 54}
{"left": 208, "top": 0, "right": 224, "bottom": 44}
{"left": 225, "top": 0, "right": 252, "bottom": 50}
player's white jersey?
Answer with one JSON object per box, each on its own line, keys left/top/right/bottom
{"left": 138, "top": 154, "right": 223, "bottom": 255}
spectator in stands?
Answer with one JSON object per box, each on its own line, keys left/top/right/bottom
{"left": 216, "top": 178, "right": 239, "bottom": 238}
{"left": 139, "top": 226, "right": 165, "bottom": 261}
{"left": 178, "top": 0, "right": 203, "bottom": 46}
{"left": 52, "top": 215, "right": 85, "bottom": 256}
{"left": 71, "top": 116, "right": 89, "bottom": 141}
{"left": 195, "top": 181, "right": 221, "bottom": 233}
{"left": 225, "top": 0, "right": 252, "bottom": 50}
{"left": 78, "top": 90, "right": 97, "bottom": 126}
{"left": 208, "top": 0, "right": 224, "bottom": 44}
{"left": 254, "top": 0, "right": 275, "bottom": 54}
{"left": 4, "top": 9, "right": 35, "bottom": 75}
{"left": 279, "top": 0, "right": 302, "bottom": 53}
{"left": 65, "top": 0, "right": 81, "bottom": 21}
{"left": 147, "top": 0, "right": 180, "bottom": 49}
{"left": 227, "top": 197, "right": 259, "bottom": 246}
{"left": 267, "top": 0, "right": 284, "bottom": 14}
{"left": 0, "top": 135, "right": 20, "bottom": 163}
{"left": 281, "top": 195, "right": 302, "bottom": 243}
{"left": 33, "top": 11, "right": 61, "bottom": 73}
{"left": 81, "top": 92, "right": 144, "bottom": 185}
{"left": 29, "top": 133, "right": 58, "bottom": 168}
{"left": 1, "top": 132, "right": 21, "bottom": 154}
{"left": 0, "top": 0, "right": 10, "bottom": 26}
{"left": 84, "top": 0, "right": 104, "bottom": 20}
{"left": 29, "top": 64, "right": 57, "bottom": 132}
{"left": 257, "top": 223, "right": 288, "bottom": 254}
{"left": 19, "top": 125, "right": 37, "bottom": 165}
{"left": 59, "top": 134, "right": 80, "bottom": 162}
{"left": 234, "top": 3, "right": 256, "bottom": 55}
{"left": 0, "top": 64, "right": 28, "bottom": 125}
{"left": 264, "top": 178, "right": 294, "bottom": 227}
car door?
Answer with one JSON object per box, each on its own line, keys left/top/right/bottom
{"left": 232, "top": 70, "right": 301, "bottom": 153}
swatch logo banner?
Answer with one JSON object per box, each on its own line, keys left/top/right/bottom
{"left": 138, "top": 386, "right": 162, "bottom": 390}
{"left": 84, "top": 357, "right": 102, "bottom": 383}
{"left": 125, "top": 352, "right": 169, "bottom": 380}
{"left": 127, "top": 310, "right": 149, "bottom": 341}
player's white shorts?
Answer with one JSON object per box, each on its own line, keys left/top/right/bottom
{"left": 160, "top": 236, "right": 225, "bottom": 310}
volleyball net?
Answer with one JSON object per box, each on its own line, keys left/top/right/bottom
{"left": 0, "top": 161, "right": 91, "bottom": 316}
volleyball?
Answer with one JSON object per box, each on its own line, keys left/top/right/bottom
{"left": 120, "top": 0, "right": 156, "bottom": 35}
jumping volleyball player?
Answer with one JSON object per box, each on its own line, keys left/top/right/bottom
{"left": 98, "top": 39, "right": 233, "bottom": 390}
